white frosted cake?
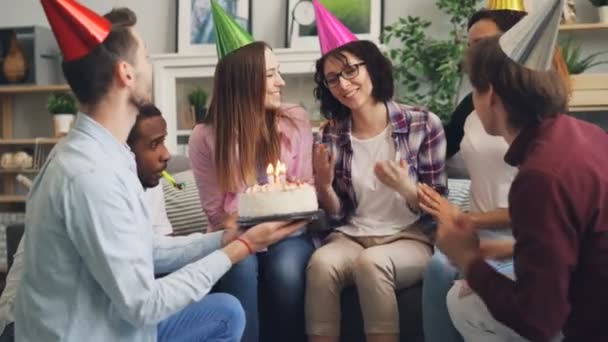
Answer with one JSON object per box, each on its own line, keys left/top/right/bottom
{"left": 238, "top": 182, "right": 318, "bottom": 218}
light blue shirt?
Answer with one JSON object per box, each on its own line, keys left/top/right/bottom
{"left": 14, "top": 113, "right": 232, "bottom": 342}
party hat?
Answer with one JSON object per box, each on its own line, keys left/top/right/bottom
{"left": 499, "top": 0, "right": 563, "bottom": 70}
{"left": 487, "top": 0, "right": 526, "bottom": 11}
{"left": 41, "top": 0, "right": 111, "bottom": 61}
{"left": 211, "top": 0, "right": 254, "bottom": 59}
{"left": 313, "top": 0, "right": 357, "bottom": 55}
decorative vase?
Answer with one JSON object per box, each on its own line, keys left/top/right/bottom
{"left": 13, "top": 151, "right": 33, "bottom": 169}
{"left": 189, "top": 105, "right": 207, "bottom": 125}
{"left": 561, "top": 0, "right": 576, "bottom": 24}
{"left": 599, "top": 6, "right": 608, "bottom": 24}
{"left": 53, "top": 114, "right": 75, "bottom": 137}
{"left": 0, "top": 153, "right": 14, "bottom": 169}
{"left": 2, "top": 32, "right": 27, "bottom": 83}
{"left": 194, "top": 107, "right": 206, "bottom": 123}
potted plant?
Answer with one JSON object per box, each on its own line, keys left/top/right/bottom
{"left": 383, "top": 0, "right": 479, "bottom": 121}
{"left": 590, "top": 0, "right": 608, "bottom": 23}
{"left": 47, "top": 92, "right": 78, "bottom": 137}
{"left": 560, "top": 38, "right": 608, "bottom": 74}
{"left": 188, "top": 87, "right": 208, "bottom": 124}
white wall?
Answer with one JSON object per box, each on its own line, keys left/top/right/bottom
{"left": 2, "top": 0, "right": 606, "bottom": 137}
{"left": 1, "top": 0, "right": 176, "bottom": 54}
{"left": 2, "top": 0, "right": 604, "bottom": 65}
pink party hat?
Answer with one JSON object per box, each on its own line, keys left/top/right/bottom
{"left": 313, "top": 0, "right": 357, "bottom": 55}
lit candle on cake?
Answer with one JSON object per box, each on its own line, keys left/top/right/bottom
{"left": 278, "top": 161, "right": 287, "bottom": 184}
{"left": 274, "top": 161, "right": 280, "bottom": 184}
{"left": 267, "top": 163, "right": 275, "bottom": 185}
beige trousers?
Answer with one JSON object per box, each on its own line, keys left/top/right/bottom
{"left": 305, "top": 231, "right": 432, "bottom": 336}
{"left": 447, "top": 281, "right": 563, "bottom": 342}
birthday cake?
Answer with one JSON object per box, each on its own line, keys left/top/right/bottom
{"left": 237, "top": 161, "right": 318, "bottom": 218}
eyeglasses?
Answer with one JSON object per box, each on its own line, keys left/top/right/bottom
{"left": 323, "top": 62, "right": 366, "bottom": 88}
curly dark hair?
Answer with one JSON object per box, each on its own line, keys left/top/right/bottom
{"left": 127, "top": 104, "right": 162, "bottom": 145}
{"left": 313, "top": 40, "right": 394, "bottom": 122}
{"left": 467, "top": 9, "right": 527, "bottom": 32}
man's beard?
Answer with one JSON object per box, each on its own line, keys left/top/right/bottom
{"left": 138, "top": 169, "right": 160, "bottom": 189}
{"left": 129, "top": 91, "right": 151, "bottom": 113}
{"left": 141, "top": 177, "right": 159, "bottom": 189}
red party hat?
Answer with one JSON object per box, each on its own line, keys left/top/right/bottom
{"left": 41, "top": 0, "right": 111, "bottom": 61}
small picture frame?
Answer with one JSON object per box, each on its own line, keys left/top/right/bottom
{"left": 177, "top": 0, "right": 252, "bottom": 54}
{"left": 285, "top": 0, "right": 384, "bottom": 50}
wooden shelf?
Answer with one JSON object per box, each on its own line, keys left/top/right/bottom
{"left": 0, "top": 84, "right": 70, "bottom": 94}
{"left": 569, "top": 106, "right": 608, "bottom": 112}
{"left": 559, "top": 23, "right": 608, "bottom": 32}
{"left": 0, "top": 195, "right": 25, "bottom": 203}
{"left": 0, "top": 138, "right": 59, "bottom": 145}
{"left": 569, "top": 73, "right": 608, "bottom": 111}
{"left": 0, "top": 169, "right": 40, "bottom": 174}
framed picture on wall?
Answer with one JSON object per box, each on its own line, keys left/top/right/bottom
{"left": 285, "top": 0, "right": 384, "bottom": 50}
{"left": 177, "top": 0, "right": 252, "bottom": 54}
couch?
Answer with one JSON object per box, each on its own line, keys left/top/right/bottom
{"left": 4, "top": 154, "right": 471, "bottom": 342}
{"left": 166, "top": 156, "right": 426, "bottom": 342}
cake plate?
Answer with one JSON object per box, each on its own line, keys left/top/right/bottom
{"left": 237, "top": 209, "right": 326, "bottom": 229}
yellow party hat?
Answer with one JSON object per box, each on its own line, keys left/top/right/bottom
{"left": 487, "top": 0, "right": 526, "bottom": 11}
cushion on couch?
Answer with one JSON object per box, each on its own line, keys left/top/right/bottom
{"left": 162, "top": 170, "right": 208, "bottom": 235}
{"left": 447, "top": 178, "right": 471, "bottom": 212}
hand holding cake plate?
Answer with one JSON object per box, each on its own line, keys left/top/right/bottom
{"left": 238, "top": 220, "right": 310, "bottom": 253}
{"left": 237, "top": 209, "right": 325, "bottom": 229}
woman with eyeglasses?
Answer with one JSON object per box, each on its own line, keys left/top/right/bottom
{"left": 305, "top": 39, "right": 447, "bottom": 342}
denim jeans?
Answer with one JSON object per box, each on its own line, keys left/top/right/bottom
{"left": 2, "top": 294, "right": 245, "bottom": 342}
{"left": 158, "top": 293, "right": 245, "bottom": 342}
{"left": 217, "top": 233, "right": 315, "bottom": 342}
{"left": 422, "top": 250, "right": 513, "bottom": 342}
{"left": 422, "top": 251, "right": 464, "bottom": 342}
{"left": 0, "top": 323, "right": 13, "bottom": 342}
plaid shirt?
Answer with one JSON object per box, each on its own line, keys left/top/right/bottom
{"left": 319, "top": 101, "right": 447, "bottom": 223}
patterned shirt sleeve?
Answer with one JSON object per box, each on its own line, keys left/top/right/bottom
{"left": 418, "top": 111, "right": 447, "bottom": 195}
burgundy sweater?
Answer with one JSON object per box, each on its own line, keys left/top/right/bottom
{"left": 466, "top": 115, "right": 608, "bottom": 342}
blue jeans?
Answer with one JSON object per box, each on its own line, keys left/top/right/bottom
{"left": 158, "top": 293, "right": 245, "bottom": 342}
{"left": 0, "top": 323, "right": 13, "bottom": 342}
{"left": 422, "top": 252, "right": 464, "bottom": 342}
{"left": 422, "top": 250, "right": 514, "bottom": 342}
{"left": 217, "top": 233, "right": 315, "bottom": 342}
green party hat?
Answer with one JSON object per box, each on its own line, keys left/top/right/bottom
{"left": 211, "top": 0, "right": 254, "bottom": 59}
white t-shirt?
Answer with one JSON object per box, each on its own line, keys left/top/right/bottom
{"left": 0, "top": 184, "right": 173, "bottom": 333}
{"left": 143, "top": 184, "right": 173, "bottom": 236}
{"left": 337, "top": 125, "right": 419, "bottom": 237}
{"left": 460, "top": 111, "right": 517, "bottom": 240}
{"left": 460, "top": 111, "right": 518, "bottom": 214}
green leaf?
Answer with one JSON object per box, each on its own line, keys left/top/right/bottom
{"left": 383, "top": 0, "right": 483, "bottom": 120}
{"left": 188, "top": 87, "right": 208, "bottom": 109}
{"left": 560, "top": 38, "right": 608, "bottom": 74}
{"left": 47, "top": 92, "right": 78, "bottom": 115}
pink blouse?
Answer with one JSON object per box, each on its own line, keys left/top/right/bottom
{"left": 189, "top": 104, "right": 313, "bottom": 231}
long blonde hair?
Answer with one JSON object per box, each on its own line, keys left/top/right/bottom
{"left": 204, "top": 42, "right": 281, "bottom": 192}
